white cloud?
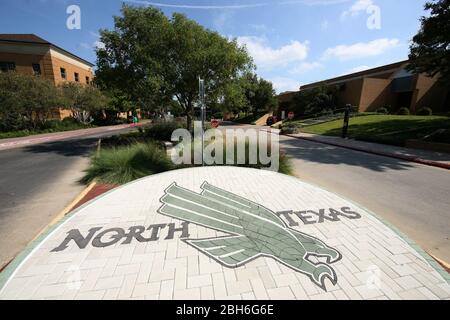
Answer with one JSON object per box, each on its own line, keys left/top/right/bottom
{"left": 341, "top": 0, "right": 373, "bottom": 19}
{"left": 80, "top": 31, "right": 105, "bottom": 50}
{"left": 271, "top": 77, "right": 302, "bottom": 94}
{"left": 289, "top": 62, "right": 323, "bottom": 75}
{"left": 347, "top": 65, "right": 372, "bottom": 73}
{"left": 213, "top": 10, "right": 233, "bottom": 30}
{"left": 124, "top": 0, "right": 352, "bottom": 10}
{"left": 236, "top": 36, "right": 309, "bottom": 69}
{"left": 322, "top": 38, "right": 399, "bottom": 61}
{"left": 94, "top": 41, "right": 105, "bottom": 49}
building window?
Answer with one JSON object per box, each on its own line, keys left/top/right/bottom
{"left": 86, "top": 76, "right": 90, "bottom": 84}
{"left": 60, "top": 67, "right": 66, "bottom": 79}
{"left": 32, "top": 63, "right": 41, "bottom": 76}
{"left": 0, "top": 62, "right": 16, "bottom": 73}
{"left": 74, "top": 72, "right": 79, "bottom": 82}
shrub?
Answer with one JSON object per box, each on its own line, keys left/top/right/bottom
{"left": 61, "top": 117, "right": 78, "bottom": 124}
{"left": 144, "top": 121, "right": 186, "bottom": 141}
{"left": 101, "top": 131, "right": 146, "bottom": 147}
{"left": 281, "top": 125, "right": 300, "bottom": 135}
{"left": 320, "top": 109, "right": 333, "bottom": 117}
{"left": 397, "top": 107, "right": 410, "bottom": 115}
{"left": 81, "top": 142, "right": 174, "bottom": 184}
{"left": 60, "top": 82, "right": 108, "bottom": 124}
{"left": 416, "top": 107, "right": 433, "bottom": 116}
{"left": 376, "top": 107, "right": 389, "bottom": 114}
{"left": 184, "top": 138, "right": 294, "bottom": 175}
{"left": 213, "top": 111, "right": 223, "bottom": 119}
{"left": 0, "top": 72, "right": 63, "bottom": 130}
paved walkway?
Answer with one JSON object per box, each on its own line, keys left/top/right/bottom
{"left": 0, "top": 167, "right": 448, "bottom": 300}
{"left": 0, "top": 122, "right": 148, "bottom": 151}
{"left": 288, "top": 132, "right": 450, "bottom": 169}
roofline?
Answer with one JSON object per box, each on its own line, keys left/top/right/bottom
{"left": 50, "top": 44, "right": 95, "bottom": 67}
{"left": 300, "top": 59, "right": 410, "bottom": 91}
{"left": 0, "top": 38, "right": 95, "bottom": 68}
{"left": 277, "top": 91, "right": 297, "bottom": 97}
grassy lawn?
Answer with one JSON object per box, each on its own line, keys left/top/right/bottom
{"left": 301, "top": 115, "right": 450, "bottom": 146}
{"left": 285, "top": 112, "right": 375, "bottom": 128}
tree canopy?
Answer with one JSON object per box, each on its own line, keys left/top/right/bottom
{"left": 0, "top": 72, "right": 63, "bottom": 130}
{"left": 291, "top": 85, "right": 340, "bottom": 117}
{"left": 60, "top": 82, "right": 108, "bottom": 124}
{"left": 407, "top": 0, "right": 450, "bottom": 85}
{"left": 96, "top": 5, "right": 253, "bottom": 127}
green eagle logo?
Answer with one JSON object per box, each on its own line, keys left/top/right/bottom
{"left": 158, "top": 182, "right": 342, "bottom": 291}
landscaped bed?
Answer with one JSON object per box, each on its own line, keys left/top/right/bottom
{"left": 83, "top": 122, "right": 293, "bottom": 184}
{"left": 298, "top": 115, "right": 450, "bottom": 147}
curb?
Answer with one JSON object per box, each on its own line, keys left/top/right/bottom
{"left": 285, "top": 134, "right": 450, "bottom": 171}
{"left": 0, "top": 181, "right": 97, "bottom": 273}
{"left": 429, "top": 254, "right": 450, "bottom": 274}
{"left": 30, "top": 181, "right": 97, "bottom": 244}
{"left": 0, "top": 138, "right": 103, "bottom": 272}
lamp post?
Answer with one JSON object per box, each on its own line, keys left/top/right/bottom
{"left": 199, "top": 78, "right": 205, "bottom": 166}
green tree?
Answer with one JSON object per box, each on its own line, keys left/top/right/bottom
{"left": 104, "top": 89, "right": 133, "bottom": 120}
{"left": 218, "top": 80, "right": 249, "bottom": 115}
{"left": 292, "top": 85, "right": 339, "bottom": 117}
{"left": 238, "top": 72, "right": 277, "bottom": 116}
{"left": 96, "top": 5, "right": 252, "bottom": 128}
{"left": 0, "top": 72, "right": 63, "bottom": 130}
{"left": 60, "top": 82, "right": 108, "bottom": 124}
{"left": 407, "top": 0, "right": 450, "bottom": 85}
{"left": 252, "top": 78, "right": 277, "bottom": 113}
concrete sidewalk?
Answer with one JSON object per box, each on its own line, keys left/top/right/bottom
{"left": 0, "top": 122, "right": 149, "bottom": 151}
{"left": 286, "top": 132, "right": 450, "bottom": 170}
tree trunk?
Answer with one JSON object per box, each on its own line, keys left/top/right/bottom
{"left": 186, "top": 100, "right": 193, "bottom": 130}
{"left": 186, "top": 113, "right": 192, "bottom": 131}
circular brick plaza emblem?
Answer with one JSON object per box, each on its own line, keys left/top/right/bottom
{"left": 0, "top": 167, "right": 449, "bottom": 300}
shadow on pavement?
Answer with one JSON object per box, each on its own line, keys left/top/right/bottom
{"left": 23, "top": 137, "right": 99, "bottom": 157}
{"left": 280, "top": 137, "right": 416, "bottom": 172}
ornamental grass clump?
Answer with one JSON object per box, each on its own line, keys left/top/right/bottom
{"left": 81, "top": 142, "right": 174, "bottom": 184}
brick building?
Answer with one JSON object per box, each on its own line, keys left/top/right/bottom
{"left": 0, "top": 34, "right": 95, "bottom": 119}
{"left": 279, "top": 60, "right": 449, "bottom": 115}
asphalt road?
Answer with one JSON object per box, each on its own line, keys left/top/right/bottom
{"left": 0, "top": 126, "right": 141, "bottom": 269}
{"left": 219, "top": 123, "right": 450, "bottom": 263}
{"left": 279, "top": 134, "right": 450, "bottom": 263}
{"left": 1, "top": 122, "right": 449, "bottom": 269}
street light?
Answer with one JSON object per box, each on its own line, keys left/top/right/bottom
{"left": 199, "top": 78, "right": 205, "bottom": 166}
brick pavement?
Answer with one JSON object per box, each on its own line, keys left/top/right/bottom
{"left": 0, "top": 167, "right": 449, "bottom": 300}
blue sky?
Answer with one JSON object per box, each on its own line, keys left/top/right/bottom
{"left": 0, "top": 0, "right": 428, "bottom": 93}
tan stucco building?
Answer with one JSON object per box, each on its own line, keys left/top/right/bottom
{"left": 0, "top": 34, "right": 95, "bottom": 119}
{"left": 279, "top": 60, "right": 449, "bottom": 115}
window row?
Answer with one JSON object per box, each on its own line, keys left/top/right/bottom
{"left": 60, "top": 67, "right": 90, "bottom": 84}
{"left": 0, "top": 62, "right": 40, "bottom": 76}
{"left": 0, "top": 62, "right": 90, "bottom": 84}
